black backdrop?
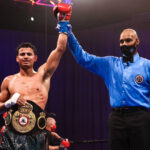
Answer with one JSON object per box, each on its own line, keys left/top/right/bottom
{"left": 0, "top": 16, "right": 150, "bottom": 150}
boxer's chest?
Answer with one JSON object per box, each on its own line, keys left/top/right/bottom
{"left": 8, "top": 75, "right": 44, "bottom": 95}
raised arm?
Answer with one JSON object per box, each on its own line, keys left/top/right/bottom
{"left": 68, "top": 32, "right": 115, "bottom": 78}
{"left": 39, "top": 3, "right": 72, "bottom": 80}
{"left": 41, "top": 33, "right": 68, "bottom": 79}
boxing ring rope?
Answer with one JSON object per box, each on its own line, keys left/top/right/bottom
{"left": 70, "top": 139, "right": 108, "bottom": 144}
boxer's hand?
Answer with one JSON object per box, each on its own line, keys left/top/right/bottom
{"left": 16, "top": 96, "right": 27, "bottom": 106}
{"left": 53, "top": 3, "right": 72, "bottom": 35}
{"left": 4, "top": 93, "right": 21, "bottom": 108}
{"left": 53, "top": 3, "right": 72, "bottom": 21}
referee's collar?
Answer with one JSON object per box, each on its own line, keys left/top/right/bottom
{"left": 121, "top": 52, "right": 140, "bottom": 64}
{"left": 133, "top": 52, "right": 140, "bottom": 63}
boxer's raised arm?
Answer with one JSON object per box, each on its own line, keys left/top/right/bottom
{"left": 39, "top": 33, "right": 68, "bottom": 80}
{"left": 39, "top": 3, "right": 72, "bottom": 80}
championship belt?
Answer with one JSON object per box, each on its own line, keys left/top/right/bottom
{"left": 37, "top": 112, "right": 46, "bottom": 130}
{"left": 12, "top": 102, "right": 36, "bottom": 133}
{"left": 5, "top": 101, "right": 48, "bottom": 134}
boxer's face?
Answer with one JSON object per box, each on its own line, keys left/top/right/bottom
{"left": 16, "top": 47, "right": 37, "bottom": 69}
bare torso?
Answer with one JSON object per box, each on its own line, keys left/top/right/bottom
{"left": 8, "top": 72, "right": 50, "bottom": 110}
{"left": 0, "top": 34, "right": 67, "bottom": 111}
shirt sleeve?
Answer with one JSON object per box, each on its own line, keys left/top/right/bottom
{"left": 68, "top": 33, "right": 114, "bottom": 79}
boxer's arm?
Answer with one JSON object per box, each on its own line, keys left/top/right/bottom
{"left": 40, "top": 33, "right": 67, "bottom": 79}
{"left": 38, "top": 3, "right": 72, "bottom": 80}
{"left": 0, "top": 77, "right": 10, "bottom": 110}
{"left": 0, "top": 77, "right": 22, "bottom": 112}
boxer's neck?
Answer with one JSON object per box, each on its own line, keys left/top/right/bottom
{"left": 19, "top": 68, "right": 36, "bottom": 77}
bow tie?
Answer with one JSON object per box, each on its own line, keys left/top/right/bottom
{"left": 123, "top": 56, "right": 133, "bottom": 66}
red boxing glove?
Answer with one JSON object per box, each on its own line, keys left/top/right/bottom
{"left": 57, "top": 3, "right": 72, "bottom": 14}
{"left": 53, "top": 3, "right": 72, "bottom": 21}
{"left": 61, "top": 139, "right": 70, "bottom": 148}
{"left": 51, "top": 124, "right": 57, "bottom": 132}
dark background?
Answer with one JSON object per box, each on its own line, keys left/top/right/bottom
{"left": 1, "top": 0, "right": 150, "bottom": 150}
{"left": 1, "top": 0, "right": 150, "bottom": 34}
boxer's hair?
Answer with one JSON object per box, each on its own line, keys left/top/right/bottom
{"left": 16, "top": 42, "right": 37, "bottom": 55}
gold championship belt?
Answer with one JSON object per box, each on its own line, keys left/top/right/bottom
{"left": 5, "top": 101, "right": 47, "bottom": 134}
{"left": 12, "top": 102, "right": 36, "bottom": 133}
{"left": 37, "top": 112, "right": 46, "bottom": 130}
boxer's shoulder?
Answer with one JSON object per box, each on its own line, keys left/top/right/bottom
{"left": 3, "top": 75, "right": 14, "bottom": 81}
{"left": 5, "top": 73, "right": 23, "bottom": 91}
{"left": 2, "top": 75, "right": 16, "bottom": 86}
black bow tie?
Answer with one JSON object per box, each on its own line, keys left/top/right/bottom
{"left": 123, "top": 56, "right": 133, "bottom": 66}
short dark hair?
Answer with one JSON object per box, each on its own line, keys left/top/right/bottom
{"left": 16, "top": 42, "right": 37, "bottom": 55}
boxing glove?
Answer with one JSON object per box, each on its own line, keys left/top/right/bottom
{"left": 53, "top": 3, "right": 72, "bottom": 21}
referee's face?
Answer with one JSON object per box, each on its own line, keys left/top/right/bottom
{"left": 120, "top": 30, "right": 139, "bottom": 48}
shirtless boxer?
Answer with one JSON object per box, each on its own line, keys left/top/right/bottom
{"left": 0, "top": 3, "right": 72, "bottom": 150}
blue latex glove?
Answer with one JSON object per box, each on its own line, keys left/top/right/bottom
{"left": 56, "top": 21, "right": 72, "bottom": 35}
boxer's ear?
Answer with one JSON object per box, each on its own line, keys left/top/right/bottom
{"left": 16, "top": 56, "right": 19, "bottom": 63}
{"left": 34, "top": 55, "right": 38, "bottom": 62}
